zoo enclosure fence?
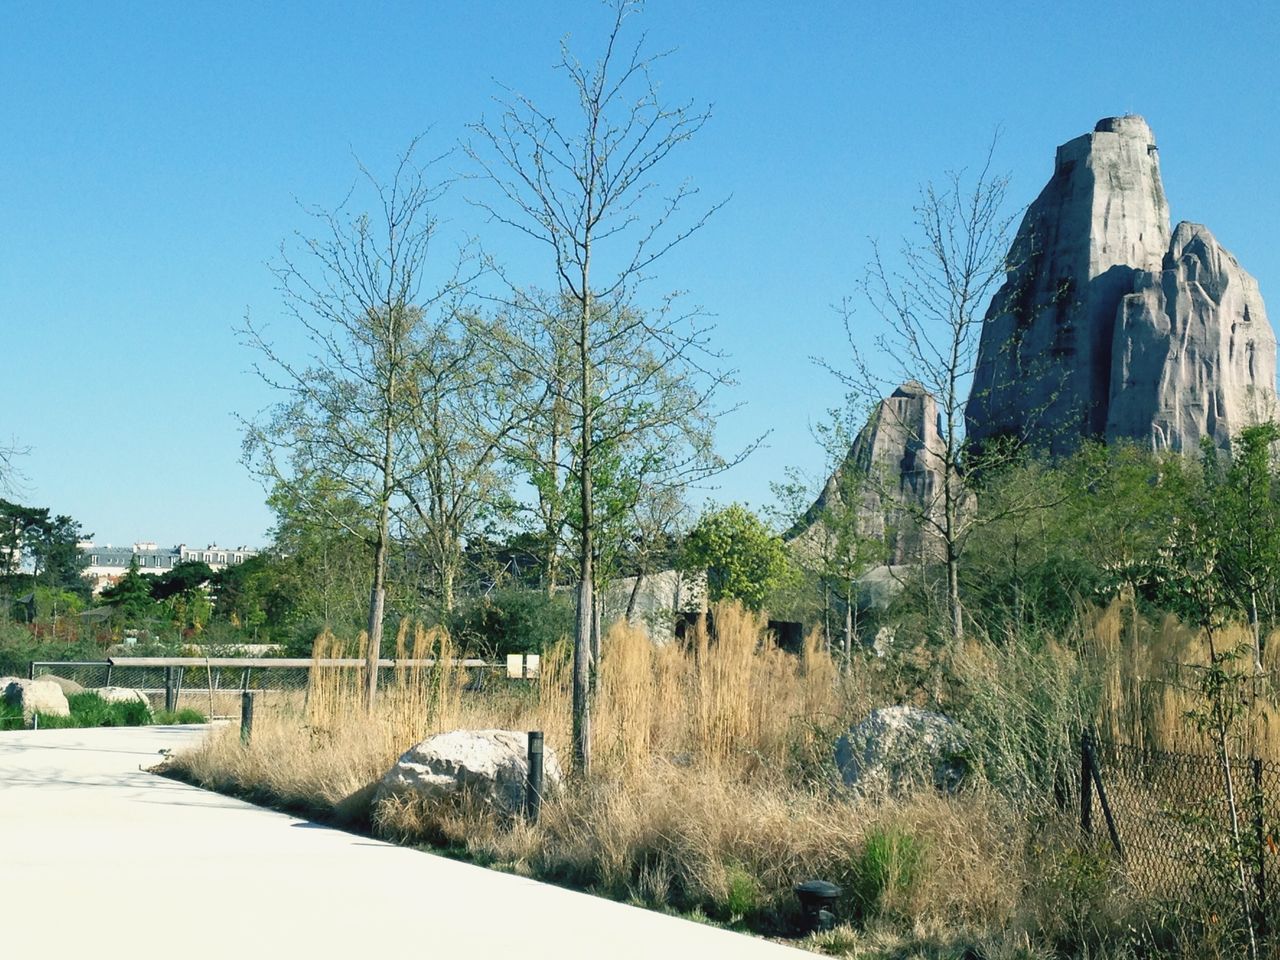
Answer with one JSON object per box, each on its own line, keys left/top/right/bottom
{"left": 1084, "top": 730, "right": 1280, "bottom": 934}
{"left": 26, "top": 655, "right": 539, "bottom": 718}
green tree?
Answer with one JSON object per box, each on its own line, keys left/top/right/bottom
{"left": 1209, "top": 422, "right": 1280, "bottom": 670}
{"left": 683, "top": 504, "right": 792, "bottom": 612}
{"left": 99, "top": 558, "right": 158, "bottom": 622}
{"left": 149, "top": 561, "right": 214, "bottom": 602}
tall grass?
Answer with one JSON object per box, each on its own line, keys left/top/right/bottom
{"left": 168, "top": 599, "right": 1275, "bottom": 957}
{"left": 1089, "top": 596, "right": 1280, "bottom": 760}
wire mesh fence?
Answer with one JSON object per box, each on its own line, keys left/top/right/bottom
{"left": 18, "top": 656, "right": 528, "bottom": 720}
{"left": 1088, "top": 732, "right": 1280, "bottom": 933}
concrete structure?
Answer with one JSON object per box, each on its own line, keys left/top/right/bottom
{"left": 0, "top": 725, "right": 809, "bottom": 959}
{"left": 967, "top": 115, "right": 1277, "bottom": 454}
{"left": 80, "top": 540, "right": 258, "bottom": 592}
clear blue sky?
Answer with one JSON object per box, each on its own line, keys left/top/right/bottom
{"left": 2, "top": 0, "right": 1278, "bottom": 548}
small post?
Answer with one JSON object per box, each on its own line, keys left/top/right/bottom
{"left": 525, "top": 730, "right": 545, "bottom": 823}
{"left": 1081, "top": 729, "right": 1094, "bottom": 837}
{"left": 1088, "top": 739, "right": 1124, "bottom": 858}
{"left": 241, "top": 691, "right": 257, "bottom": 745}
{"left": 164, "top": 667, "right": 177, "bottom": 714}
{"left": 1254, "top": 757, "right": 1267, "bottom": 936}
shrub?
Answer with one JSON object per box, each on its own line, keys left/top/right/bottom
{"left": 155, "top": 707, "right": 208, "bottom": 724}
{"left": 848, "top": 825, "right": 925, "bottom": 921}
{"left": 34, "top": 692, "right": 154, "bottom": 729}
{"left": 448, "top": 588, "right": 574, "bottom": 658}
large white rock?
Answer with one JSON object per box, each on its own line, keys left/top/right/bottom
{"left": 968, "top": 115, "right": 1172, "bottom": 454}
{"left": 834, "top": 705, "right": 969, "bottom": 795}
{"left": 376, "top": 729, "right": 564, "bottom": 817}
{"left": 967, "top": 115, "right": 1278, "bottom": 456}
{"left": 93, "top": 687, "right": 153, "bottom": 715}
{"left": 1, "top": 677, "right": 71, "bottom": 725}
{"left": 1108, "top": 221, "right": 1278, "bottom": 450}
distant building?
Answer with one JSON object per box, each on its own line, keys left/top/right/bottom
{"left": 80, "top": 541, "right": 258, "bottom": 594}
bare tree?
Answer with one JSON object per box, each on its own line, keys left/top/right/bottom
{"left": 0, "top": 438, "right": 29, "bottom": 496}
{"left": 395, "top": 313, "right": 524, "bottom": 615}
{"left": 241, "top": 139, "right": 474, "bottom": 711}
{"left": 467, "top": 1, "right": 740, "bottom": 773}
{"left": 821, "top": 149, "right": 1020, "bottom": 642}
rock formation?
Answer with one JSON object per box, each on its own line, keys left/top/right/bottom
{"left": 1108, "top": 222, "right": 1278, "bottom": 450}
{"left": 375, "top": 728, "right": 563, "bottom": 817}
{"left": 834, "top": 705, "right": 970, "bottom": 795}
{"left": 789, "top": 381, "right": 945, "bottom": 564}
{"left": 966, "top": 115, "right": 1277, "bottom": 454}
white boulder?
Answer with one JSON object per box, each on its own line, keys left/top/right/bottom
{"left": 93, "top": 687, "right": 153, "bottom": 714}
{"left": 376, "top": 729, "right": 563, "bottom": 817}
{"left": 1, "top": 677, "right": 71, "bottom": 726}
{"left": 835, "top": 705, "right": 969, "bottom": 795}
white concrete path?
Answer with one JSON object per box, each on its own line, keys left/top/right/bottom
{"left": 0, "top": 725, "right": 810, "bottom": 959}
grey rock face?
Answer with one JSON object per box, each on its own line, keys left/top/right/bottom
{"left": 968, "top": 116, "right": 1171, "bottom": 453}
{"left": 375, "top": 729, "right": 563, "bottom": 817}
{"left": 834, "top": 705, "right": 969, "bottom": 795}
{"left": 1108, "top": 222, "right": 1278, "bottom": 450}
{"left": 967, "top": 115, "right": 1276, "bottom": 454}
{"left": 790, "top": 381, "right": 945, "bottom": 564}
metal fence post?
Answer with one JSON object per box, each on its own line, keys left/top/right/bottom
{"left": 241, "top": 691, "right": 257, "bottom": 745}
{"left": 1081, "top": 729, "right": 1094, "bottom": 837}
{"left": 164, "top": 667, "right": 177, "bottom": 713}
{"left": 525, "top": 730, "right": 545, "bottom": 823}
{"left": 1253, "top": 757, "right": 1267, "bottom": 937}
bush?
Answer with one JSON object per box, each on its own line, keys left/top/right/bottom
{"left": 155, "top": 707, "right": 207, "bottom": 724}
{"left": 34, "top": 692, "right": 153, "bottom": 729}
{"left": 448, "top": 588, "right": 574, "bottom": 658}
{"left": 847, "top": 826, "right": 925, "bottom": 921}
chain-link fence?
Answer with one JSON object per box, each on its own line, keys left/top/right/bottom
{"left": 21, "top": 656, "right": 520, "bottom": 720}
{"left": 1087, "top": 733, "right": 1280, "bottom": 933}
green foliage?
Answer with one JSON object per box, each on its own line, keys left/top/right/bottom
{"left": 32, "top": 692, "right": 153, "bottom": 729}
{"left": 721, "top": 863, "right": 761, "bottom": 920}
{"left": 683, "top": 504, "right": 793, "bottom": 611}
{"left": 847, "top": 826, "right": 924, "bottom": 921}
{"left": 98, "top": 558, "right": 159, "bottom": 621}
{"left": 149, "top": 561, "right": 214, "bottom": 601}
{"left": 449, "top": 587, "right": 574, "bottom": 658}
{"left": 154, "top": 707, "right": 207, "bottom": 724}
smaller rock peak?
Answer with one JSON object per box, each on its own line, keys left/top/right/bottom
{"left": 891, "top": 380, "right": 929, "bottom": 399}
{"left": 1094, "top": 115, "right": 1154, "bottom": 143}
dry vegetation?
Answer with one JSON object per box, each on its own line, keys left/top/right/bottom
{"left": 170, "top": 601, "right": 1280, "bottom": 959}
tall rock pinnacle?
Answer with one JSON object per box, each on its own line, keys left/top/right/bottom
{"left": 966, "top": 115, "right": 1276, "bottom": 455}
{"left": 967, "top": 116, "right": 1171, "bottom": 452}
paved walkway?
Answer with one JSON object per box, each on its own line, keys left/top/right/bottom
{"left": 0, "top": 725, "right": 809, "bottom": 958}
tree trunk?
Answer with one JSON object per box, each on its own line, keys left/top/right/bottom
{"left": 844, "top": 581, "right": 853, "bottom": 660}
{"left": 365, "top": 534, "right": 387, "bottom": 712}
{"left": 1250, "top": 589, "right": 1263, "bottom": 673}
{"left": 572, "top": 252, "right": 593, "bottom": 776}
{"left": 625, "top": 570, "right": 645, "bottom": 623}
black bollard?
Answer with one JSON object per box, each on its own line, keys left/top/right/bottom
{"left": 525, "top": 730, "right": 545, "bottom": 823}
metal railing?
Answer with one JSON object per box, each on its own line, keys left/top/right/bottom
{"left": 22, "top": 655, "right": 540, "bottom": 719}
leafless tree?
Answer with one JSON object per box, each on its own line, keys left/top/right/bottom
{"left": 241, "top": 138, "right": 476, "bottom": 711}
{"left": 821, "top": 149, "right": 1021, "bottom": 642}
{"left": 467, "top": 0, "right": 745, "bottom": 773}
